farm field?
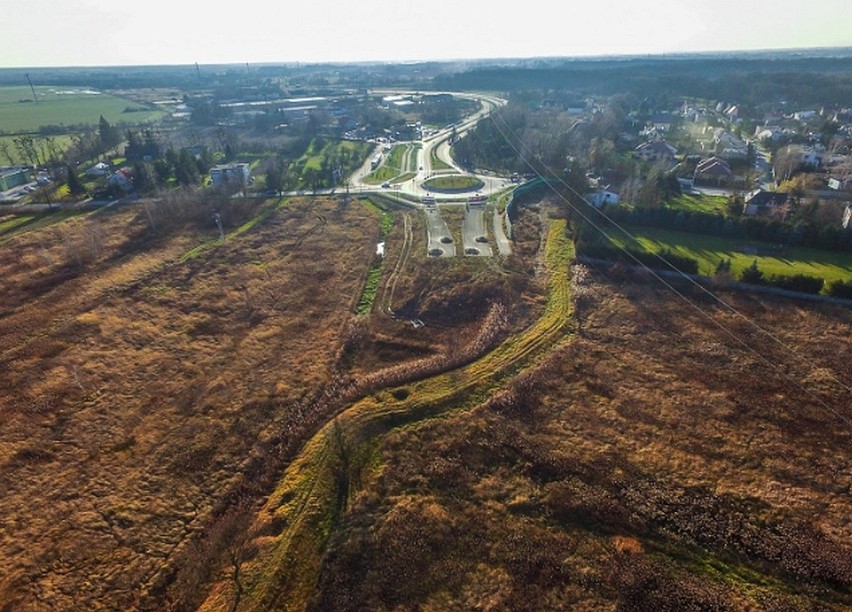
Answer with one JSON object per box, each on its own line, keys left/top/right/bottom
{"left": 610, "top": 224, "right": 852, "bottom": 284}
{"left": 0, "top": 85, "right": 164, "bottom": 133}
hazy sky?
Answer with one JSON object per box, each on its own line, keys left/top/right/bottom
{"left": 3, "top": 0, "right": 851, "bottom": 67}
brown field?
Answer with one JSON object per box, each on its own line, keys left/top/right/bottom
{"left": 308, "top": 261, "right": 852, "bottom": 610}
{"left": 0, "top": 193, "right": 389, "bottom": 609}
{"left": 1, "top": 193, "right": 850, "bottom": 611}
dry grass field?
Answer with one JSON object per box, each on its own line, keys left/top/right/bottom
{"left": 1, "top": 193, "right": 849, "bottom": 611}
{"left": 0, "top": 194, "right": 384, "bottom": 609}
{"left": 308, "top": 262, "right": 852, "bottom": 610}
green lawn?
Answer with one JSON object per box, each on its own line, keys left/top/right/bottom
{"left": 422, "top": 174, "right": 484, "bottom": 193}
{"left": 609, "top": 225, "right": 852, "bottom": 285}
{"left": 0, "top": 86, "right": 164, "bottom": 133}
{"left": 667, "top": 193, "right": 730, "bottom": 214}
{"left": 364, "top": 144, "right": 420, "bottom": 185}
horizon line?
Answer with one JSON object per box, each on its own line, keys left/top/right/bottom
{"left": 2, "top": 45, "right": 851, "bottom": 72}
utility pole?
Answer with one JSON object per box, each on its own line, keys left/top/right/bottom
{"left": 26, "top": 74, "right": 38, "bottom": 103}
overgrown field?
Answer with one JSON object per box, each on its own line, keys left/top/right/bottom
{"left": 1, "top": 192, "right": 849, "bottom": 611}
{"left": 306, "top": 263, "right": 852, "bottom": 610}
{"left": 0, "top": 194, "right": 380, "bottom": 609}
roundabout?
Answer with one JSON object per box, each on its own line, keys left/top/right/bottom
{"left": 421, "top": 174, "right": 484, "bottom": 194}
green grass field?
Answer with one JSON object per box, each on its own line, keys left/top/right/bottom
{"left": 609, "top": 225, "right": 852, "bottom": 284}
{"left": 0, "top": 86, "right": 164, "bottom": 134}
{"left": 667, "top": 193, "right": 730, "bottom": 214}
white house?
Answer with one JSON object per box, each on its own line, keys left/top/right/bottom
{"left": 85, "top": 162, "right": 110, "bottom": 177}
{"left": 210, "top": 163, "right": 251, "bottom": 187}
{"left": 584, "top": 189, "right": 619, "bottom": 208}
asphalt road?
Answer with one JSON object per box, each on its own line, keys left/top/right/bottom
{"left": 462, "top": 204, "right": 493, "bottom": 257}
{"left": 424, "top": 206, "right": 456, "bottom": 257}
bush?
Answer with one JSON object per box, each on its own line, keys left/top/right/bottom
{"left": 577, "top": 244, "right": 699, "bottom": 275}
{"left": 827, "top": 279, "right": 852, "bottom": 299}
{"left": 739, "top": 260, "right": 764, "bottom": 284}
{"left": 765, "top": 273, "right": 824, "bottom": 294}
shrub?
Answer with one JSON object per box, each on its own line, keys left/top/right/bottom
{"left": 765, "top": 273, "right": 824, "bottom": 294}
{"left": 739, "top": 260, "right": 764, "bottom": 284}
{"left": 827, "top": 279, "right": 852, "bottom": 299}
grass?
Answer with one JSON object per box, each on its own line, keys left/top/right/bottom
{"left": 667, "top": 193, "right": 730, "bottom": 214}
{"left": 608, "top": 225, "right": 852, "bottom": 285}
{"left": 207, "top": 218, "right": 575, "bottom": 611}
{"left": 0, "top": 208, "right": 92, "bottom": 243}
{"left": 0, "top": 86, "right": 164, "bottom": 133}
{"left": 363, "top": 144, "right": 420, "bottom": 185}
{"left": 0, "top": 195, "right": 379, "bottom": 610}
{"left": 430, "top": 142, "right": 452, "bottom": 171}
{"left": 422, "top": 175, "right": 484, "bottom": 193}
{"left": 354, "top": 261, "right": 383, "bottom": 315}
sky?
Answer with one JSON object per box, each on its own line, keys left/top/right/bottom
{"left": 3, "top": 0, "right": 851, "bottom": 67}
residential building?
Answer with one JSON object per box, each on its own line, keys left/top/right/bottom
{"left": 210, "top": 163, "right": 251, "bottom": 187}
{"left": 693, "top": 156, "right": 732, "bottom": 183}
{"left": 108, "top": 168, "right": 134, "bottom": 193}
{"left": 584, "top": 189, "right": 619, "bottom": 208}
{"left": 743, "top": 189, "right": 788, "bottom": 216}
{"left": 635, "top": 140, "right": 677, "bottom": 163}
{"left": 85, "top": 162, "right": 111, "bottom": 177}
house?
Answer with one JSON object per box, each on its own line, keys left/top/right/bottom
{"left": 635, "top": 140, "right": 677, "bottom": 163}
{"left": 210, "top": 162, "right": 251, "bottom": 187}
{"left": 800, "top": 148, "right": 824, "bottom": 168}
{"left": 584, "top": 189, "right": 619, "bottom": 208}
{"left": 85, "top": 162, "right": 111, "bottom": 177}
{"left": 648, "top": 113, "right": 674, "bottom": 131}
{"left": 107, "top": 168, "right": 134, "bottom": 193}
{"left": 743, "top": 189, "right": 788, "bottom": 216}
{"left": 694, "top": 156, "right": 732, "bottom": 182}
{"left": 713, "top": 129, "right": 749, "bottom": 159}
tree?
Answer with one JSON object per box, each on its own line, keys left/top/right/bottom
{"left": 132, "top": 161, "right": 158, "bottom": 194}
{"left": 264, "top": 161, "right": 284, "bottom": 194}
{"left": 0, "top": 140, "right": 16, "bottom": 166}
{"left": 739, "top": 259, "right": 764, "bottom": 284}
{"left": 66, "top": 164, "right": 86, "bottom": 196}
{"left": 98, "top": 115, "right": 120, "bottom": 148}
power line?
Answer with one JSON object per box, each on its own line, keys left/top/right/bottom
{"left": 489, "top": 110, "right": 851, "bottom": 424}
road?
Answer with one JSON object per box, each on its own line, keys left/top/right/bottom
{"left": 462, "top": 204, "right": 493, "bottom": 257}
{"left": 423, "top": 206, "right": 456, "bottom": 257}
{"left": 351, "top": 90, "right": 511, "bottom": 202}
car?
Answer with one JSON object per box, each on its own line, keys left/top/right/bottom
{"left": 381, "top": 182, "right": 390, "bottom": 188}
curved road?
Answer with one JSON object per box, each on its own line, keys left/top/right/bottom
{"left": 350, "top": 90, "right": 511, "bottom": 203}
